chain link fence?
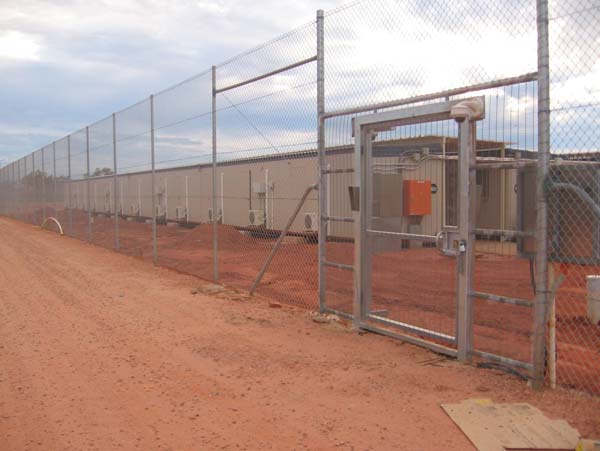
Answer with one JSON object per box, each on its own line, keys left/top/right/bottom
{"left": 0, "top": 0, "right": 598, "bottom": 395}
{"left": 545, "top": 0, "right": 600, "bottom": 394}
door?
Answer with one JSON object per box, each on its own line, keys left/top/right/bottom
{"left": 353, "top": 98, "right": 484, "bottom": 359}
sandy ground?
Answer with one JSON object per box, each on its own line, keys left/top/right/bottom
{"left": 0, "top": 216, "right": 598, "bottom": 451}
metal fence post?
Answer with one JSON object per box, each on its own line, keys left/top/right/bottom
{"left": 532, "top": 0, "right": 551, "bottom": 390}
{"left": 32, "top": 152, "right": 36, "bottom": 225}
{"left": 86, "top": 126, "right": 92, "bottom": 242}
{"left": 12, "top": 163, "right": 15, "bottom": 218}
{"left": 317, "top": 9, "right": 326, "bottom": 313}
{"left": 67, "top": 135, "right": 72, "bottom": 234}
{"left": 24, "top": 157, "right": 27, "bottom": 222}
{"left": 41, "top": 146, "right": 46, "bottom": 223}
{"left": 456, "top": 120, "right": 476, "bottom": 362}
{"left": 150, "top": 94, "right": 157, "bottom": 263}
{"left": 12, "top": 164, "right": 15, "bottom": 216}
{"left": 8, "top": 164, "right": 12, "bottom": 216}
{"left": 52, "top": 141, "right": 57, "bottom": 209}
{"left": 112, "top": 113, "right": 120, "bottom": 251}
{"left": 212, "top": 65, "right": 219, "bottom": 283}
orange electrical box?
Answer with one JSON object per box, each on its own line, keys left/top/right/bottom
{"left": 403, "top": 180, "right": 432, "bottom": 216}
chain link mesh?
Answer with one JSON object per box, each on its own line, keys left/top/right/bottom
{"left": 546, "top": 0, "right": 600, "bottom": 394}
{"left": 0, "top": 0, "right": 597, "bottom": 394}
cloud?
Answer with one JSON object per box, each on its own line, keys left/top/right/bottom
{"left": 0, "top": 30, "right": 41, "bottom": 61}
{"left": 0, "top": 0, "right": 597, "bottom": 171}
{"left": 0, "top": 0, "right": 340, "bottom": 163}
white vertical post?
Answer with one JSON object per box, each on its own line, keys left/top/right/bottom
{"left": 264, "top": 169, "right": 269, "bottom": 229}
{"left": 317, "top": 9, "right": 326, "bottom": 312}
{"left": 137, "top": 179, "right": 142, "bottom": 217}
{"left": 185, "top": 175, "right": 190, "bottom": 222}
{"left": 120, "top": 180, "right": 124, "bottom": 217}
{"left": 220, "top": 172, "right": 224, "bottom": 224}
{"left": 164, "top": 177, "right": 168, "bottom": 221}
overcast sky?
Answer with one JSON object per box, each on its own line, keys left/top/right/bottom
{"left": 0, "top": 0, "right": 344, "bottom": 164}
{"left": 1, "top": 0, "right": 597, "bottom": 169}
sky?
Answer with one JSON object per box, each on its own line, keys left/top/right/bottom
{"left": 0, "top": 0, "right": 342, "bottom": 165}
{"left": 0, "top": 0, "right": 597, "bottom": 171}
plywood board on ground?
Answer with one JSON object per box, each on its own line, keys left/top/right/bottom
{"left": 441, "top": 399, "right": 580, "bottom": 451}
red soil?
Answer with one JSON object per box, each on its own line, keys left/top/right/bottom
{"left": 17, "top": 207, "right": 600, "bottom": 395}
{"left": 1, "top": 216, "right": 599, "bottom": 450}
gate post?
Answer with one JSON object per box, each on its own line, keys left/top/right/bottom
{"left": 352, "top": 122, "right": 364, "bottom": 329}
{"left": 532, "top": 0, "right": 551, "bottom": 390}
{"left": 317, "top": 9, "right": 326, "bottom": 313}
{"left": 456, "top": 119, "right": 476, "bottom": 362}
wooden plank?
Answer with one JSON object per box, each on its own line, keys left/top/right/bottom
{"left": 441, "top": 399, "right": 580, "bottom": 451}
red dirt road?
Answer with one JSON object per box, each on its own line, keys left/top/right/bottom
{"left": 0, "top": 217, "right": 598, "bottom": 450}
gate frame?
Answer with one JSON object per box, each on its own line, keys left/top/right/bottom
{"left": 352, "top": 97, "right": 485, "bottom": 361}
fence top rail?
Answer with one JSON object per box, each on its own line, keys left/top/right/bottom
{"left": 323, "top": 72, "right": 538, "bottom": 120}
{"left": 215, "top": 56, "right": 317, "bottom": 94}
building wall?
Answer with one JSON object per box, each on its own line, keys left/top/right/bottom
{"left": 64, "top": 152, "right": 519, "bottom": 239}
{"left": 477, "top": 168, "right": 518, "bottom": 231}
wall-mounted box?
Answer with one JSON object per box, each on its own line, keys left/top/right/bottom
{"left": 403, "top": 179, "right": 431, "bottom": 216}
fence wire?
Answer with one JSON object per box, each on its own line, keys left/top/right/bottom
{"left": 546, "top": 0, "right": 600, "bottom": 394}
{"left": 0, "top": 0, "right": 598, "bottom": 395}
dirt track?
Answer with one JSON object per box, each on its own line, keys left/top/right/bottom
{"left": 0, "top": 217, "right": 598, "bottom": 450}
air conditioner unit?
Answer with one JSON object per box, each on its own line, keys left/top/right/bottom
{"left": 207, "top": 207, "right": 222, "bottom": 223}
{"left": 175, "top": 206, "right": 187, "bottom": 221}
{"left": 304, "top": 212, "right": 319, "bottom": 232}
{"left": 155, "top": 204, "right": 166, "bottom": 218}
{"left": 129, "top": 204, "right": 139, "bottom": 216}
{"left": 248, "top": 209, "right": 265, "bottom": 226}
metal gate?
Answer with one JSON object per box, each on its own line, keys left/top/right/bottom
{"left": 352, "top": 98, "right": 485, "bottom": 361}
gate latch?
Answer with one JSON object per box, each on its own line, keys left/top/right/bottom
{"left": 436, "top": 230, "right": 460, "bottom": 257}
